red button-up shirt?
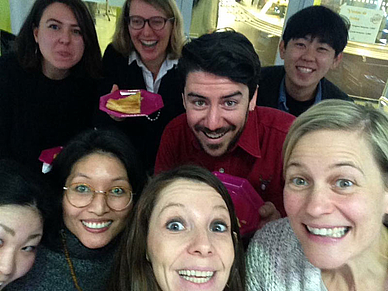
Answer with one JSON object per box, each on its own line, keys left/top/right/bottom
{"left": 155, "top": 106, "right": 295, "bottom": 216}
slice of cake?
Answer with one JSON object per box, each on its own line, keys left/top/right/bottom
{"left": 106, "top": 91, "right": 141, "bottom": 114}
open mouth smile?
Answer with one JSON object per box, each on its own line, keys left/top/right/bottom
{"left": 140, "top": 40, "right": 157, "bottom": 47}
{"left": 203, "top": 131, "right": 227, "bottom": 139}
{"left": 178, "top": 270, "right": 214, "bottom": 284}
{"left": 82, "top": 220, "right": 112, "bottom": 229}
{"left": 297, "top": 66, "right": 314, "bottom": 74}
{"left": 306, "top": 225, "right": 350, "bottom": 238}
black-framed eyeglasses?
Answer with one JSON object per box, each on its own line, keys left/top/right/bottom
{"left": 128, "top": 15, "right": 174, "bottom": 31}
{"left": 63, "top": 183, "right": 133, "bottom": 211}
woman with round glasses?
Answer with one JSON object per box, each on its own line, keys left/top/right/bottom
{"left": 7, "top": 129, "right": 147, "bottom": 291}
{"left": 94, "top": 0, "right": 186, "bottom": 174}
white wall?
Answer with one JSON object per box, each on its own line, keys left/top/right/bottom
{"left": 9, "top": 0, "right": 35, "bottom": 34}
{"left": 9, "top": 0, "right": 194, "bottom": 37}
{"left": 175, "top": 0, "right": 193, "bottom": 37}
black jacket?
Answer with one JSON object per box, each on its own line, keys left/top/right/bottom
{"left": 94, "top": 44, "right": 185, "bottom": 173}
{"left": 0, "top": 53, "right": 97, "bottom": 172}
{"left": 257, "top": 66, "right": 351, "bottom": 115}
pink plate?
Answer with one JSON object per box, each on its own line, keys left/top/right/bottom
{"left": 39, "top": 146, "right": 63, "bottom": 164}
{"left": 213, "top": 171, "right": 265, "bottom": 236}
{"left": 99, "top": 89, "right": 164, "bottom": 118}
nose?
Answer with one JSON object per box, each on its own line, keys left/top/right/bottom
{"left": 87, "top": 193, "right": 110, "bottom": 215}
{"left": 141, "top": 21, "right": 154, "bottom": 36}
{"left": 0, "top": 249, "right": 16, "bottom": 276}
{"left": 188, "top": 229, "right": 214, "bottom": 257}
{"left": 301, "top": 45, "right": 315, "bottom": 61}
{"left": 59, "top": 29, "right": 71, "bottom": 44}
{"left": 203, "top": 105, "right": 223, "bottom": 131}
{"left": 305, "top": 185, "right": 334, "bottom": 217}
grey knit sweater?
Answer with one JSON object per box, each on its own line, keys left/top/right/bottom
{"left": 246, "top": 218, "right": 328, "bottom": 291}
{"left": 6, "top": 228, "right": 118, "bottom": 291}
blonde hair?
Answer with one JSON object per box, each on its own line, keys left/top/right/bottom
{"left": 112, "top": 0, "right": 185, "bottom": 59}
{"left": 283, "top": 100, "right": 388, "bottom": 188}
{"left": 283, "top": 100, "right": 388, "bottom": 259}
{"left": 381, "top": 226, "right": 388, "bottom": 259}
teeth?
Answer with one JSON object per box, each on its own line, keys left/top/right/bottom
{"left": 178, "top": 270, "right": 214, "bottom": 284}
{"left": 204, "top": 132, "right": 226, "bottom": 139}
{"left": 297, "top": 67, "right": 313, "bottom": 73}
{"left": 306, "top": 226, "right": 349, "bottom": 238}
{"left": 82, "top": 221, "right": 112, "bottom": 229}
{"left": 141, "top": 40, "right": 157, "bottom": 47}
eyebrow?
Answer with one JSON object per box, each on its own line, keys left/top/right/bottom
{"left": 0, "top": 223, "right": 15, "bottom": 236}
{"left": 286, "top": 161, "right": 364, "bottom": 175}
{"left": 214, "top": 204, "right": 229, "bottom": 212}
{"left": 329, "top": 162, "right": 364, "bottom": 175}
{"left": 46, "top": 18, "right": 80, "bottom": 27}
{"left": 28, "top": 233, "right": 43, "bottom": 240}
{"left": 187, "top": 91, "right": 243, "bottom": 99}
{"left": 158, "top": 202, "right": 185, "bottom": 217}
{"left": 71, "top": 173, "right": 129, "bottom": 183}
{"left": 158, "top": 203, "right": 229, "bottom": 218}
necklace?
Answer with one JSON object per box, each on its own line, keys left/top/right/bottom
{"left": 145, "top": 110, "right": 161, "bottom": 121}
{"left": 60, "top": 230, "right": 83, "bottom": 291}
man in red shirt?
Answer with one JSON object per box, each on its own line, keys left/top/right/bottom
{"left": 155, "top": 31, "right": 295, "bottom": 222}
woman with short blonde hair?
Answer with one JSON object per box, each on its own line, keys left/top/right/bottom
{"left": 246, "top": 100, "right": 388, "bottom": 290}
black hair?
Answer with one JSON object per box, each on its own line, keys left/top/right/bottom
{"left": 178, "top": 30, "right": 261, "bottom": 101}
{"left": 44, "top": 128, "right": 147, "bottom": 247}
{"left": 15, "top": 0, "right": 102, "bottom": 78}
{"left": 0, "top": 159, "right": 51, "bottom": 222}
{"left": 282, "top": 6, "right": 349, "bottom": 56}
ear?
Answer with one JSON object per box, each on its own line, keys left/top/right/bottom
{"left": 279, "top": 40, "right": 286, "bottom": 60}
{"left": 331, "top": 52, "right": 343, "bottom": 70}
{"left": 33, "top": 26, "right": 39, "bottom": 43}
{"left": 248, "top": 86, "right": 258, "bottom": 111}
{"left": 182, "top": 92, "right": 187, "bottom": 110}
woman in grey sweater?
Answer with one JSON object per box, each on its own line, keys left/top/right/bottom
{"left": 6, "top": 129, "right": 146, "bottom": 291}
{"left": 246, "top": 100, "right": 388, "bottom": 291}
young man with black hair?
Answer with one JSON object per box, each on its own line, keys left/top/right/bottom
{"left": 155, "top": 31, "right": 295, "bottom": 223}
{"left": 257, "top": 5, "right": 352, "bottom": 116}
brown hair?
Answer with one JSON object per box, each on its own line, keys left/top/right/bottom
{"left": 15, "top": 0, "right": 102, "bottom": 78}
{"left": 108, "top": 165, "right": 245, "bottom": 291}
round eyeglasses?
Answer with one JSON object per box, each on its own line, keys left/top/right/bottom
{"left": 128, "top": 15, "right": 174, "bottom": 31}
{"left": 63, "top": 183, "right": 133, "bottom": 211}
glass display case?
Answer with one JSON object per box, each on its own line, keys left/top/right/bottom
{"left": 218, "top": 0, "right": 388, "bottom": 101}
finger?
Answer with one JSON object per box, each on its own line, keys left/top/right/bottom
{"left": 259, "top": 202, "right": 275, "bottom": 217}
{"left": 109, "top": 114, "right": 125, "bottom": 122}
{"left": 110, "top": 84, "right": 119, "bottom": 93}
